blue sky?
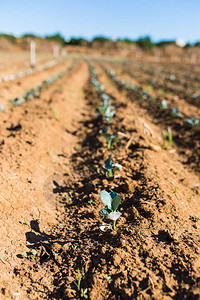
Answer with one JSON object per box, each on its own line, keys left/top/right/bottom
{"left": 0, "top": 0, "right": 199, "bottom": 43}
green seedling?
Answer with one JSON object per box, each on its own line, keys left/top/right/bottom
{"left": 168, "top": 127, "right": 173, "bottom": 145}
{"left": 103, "top": 155, "right": 122, "bottom": 178}
{"left": 146, "top": 85, "right": 153, "bottom": 92}
{"left": 158, "top": 88, "right": 164, "bottom": 94}
{"left": 99, "top": 222, "right": 111, "bottom": 231}
{"left": 104, "top": 105, "right": 116, "bottom": 123}
{"left": 81, "top": 288, "right": 88, "bottom": 299}
{"left": 19, "top": 219, "right": 30, "bottom": 226}
{"left": 161, "top": 127, "right": 173, "bottom": 149}
{"left": 65, "top": 195, "right": 72, "bottom": 203}
{"left": 25, "top": 129, "right": 31, "bottom": 134}
{"left": 160, "top": 99, "right": 168, "bottom": 110}
{"left": 24, "top": 249, "right": 37, "bottom": 260}
{"left": 174, "top": 186, "right": 177, "bottom": 195}
{"left": 171, "top": 107, "right": 184, "bottom": 118}
{"left": 102, "top": 127, "right": 120, "bottom": 150}
{"left": 169, "top": 74, "right": 176, "bottom": 81}
{"left": 74, "top": 269, "right": 88, "bottom": 298}
{"left": 194, "top": 215, "right": 200, "bottom": 221}
{"left": 98, "top": 98, "right": 112, "bottom": 115}
{"left": 187, "top": 117, "right": 199, "bottom": 128}
{"left": 105, "top": 274, "right": 111, "bottom": 283}
{"left": 161, "top": 135, "right": 168, "bottom": 150}
{"left": 189, "top": 192, "right": 193, "bottom": 201}
{"left": 53, "top": 107, "right": 59, "bottom": 120}
{"left": 99, "top": 190, "right": 122, "bottom": 230}
{"left": 103, "top": 155, "right": 115, "bottom": 177}
{"left": 27, "top": 176, "right": 34, "bottom": 183}
{"left": 141, "top": 91, "right": 149, "bottom": 99}
{"left": 74, "top": 269, "right": 83, "bottom": 291}
{"left": 149, "top": 96, "right": 157, "bottom": 103}
{"left": 71, "top": 244, "right": 79, "bottom": 251}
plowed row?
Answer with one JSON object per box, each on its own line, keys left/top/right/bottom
{"left": 0, "top": 57, "right": 200, "bottom": 300}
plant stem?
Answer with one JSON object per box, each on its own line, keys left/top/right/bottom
{"left": 113, "top": 220, "right": 116, "bottom": 230}
{"left": 108, "top": 169, "right": 113, "bottom": 177}
{"left": 108, "top": 139, "right": 112, "bottom": 150}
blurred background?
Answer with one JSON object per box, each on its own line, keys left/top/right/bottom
{"left": 0, "top": 0, "right": 200, "bottom": 73}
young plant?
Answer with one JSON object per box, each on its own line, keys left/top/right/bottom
{"left": 74, "top": 269, "right": 84, "bottom": 291}
{"left": 162, "top": 127, "right": 173, "bottom": 149}
{"left": 103, "top": 155, "right": 122, "bottom": 178}
{"left": 160, "top": 99, "right": 168, "bottom": 110}
{"left": 103, "top": 155, "right": 115, "bottom": 177}
{"left": 24, "top": 249, "right": 37, "bottom": 260}
{"left": 171, "top": 107, "right": 184, "bottom": 118}
{"left": 81, "top": 289, "right": 88, "bottom": 299}
{"left": 167, "top": 127, "right": 173, "bottom": 145}
{"left": 99, "top": 190, "right": 122, "bottom": 230}
{"left": 98, "top": 98, "right": 112, "bottom": 115}
{"left": 74, "top": 269, "right": 88, "bottom": 299}
{"left": 53, "top": 107, "right": 59, "bottom": 120}
{"left": 102, "top": 127, "right": 120, "bottom": 150}
{"left": 187, "top": 117, "right": 199, "bottom": 128}
{"left": 174, "top": 186, "right": 177, "bottom": 195}
{"left": 105, "top": 274, "right": 111, "bottom": 283}
{"left": 104, "top": 105, "right": 116, "bottom": 123}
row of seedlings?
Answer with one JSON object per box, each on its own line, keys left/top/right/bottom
{"left": 115, "top": 59, "right": 200, "bottom": 106}
{"left": 8, "top": 58, "right": 77, "bottom": 108}
{"left": 128, "top": 64, "right": 200, "bottom": 104}
{"left": 104, "top": 67, "right": 200, "bottom": 129}
{"left": 89, "top": 62, "right": 123, "bottom": 231}
{"left": 140, "top": 63, "right": 200, "bottom": 83}
{"left": 103, "top": 58, "right": 200, "bottom": 108}
{"left": 0, "top": 57, "right": 65, "bottom": 84}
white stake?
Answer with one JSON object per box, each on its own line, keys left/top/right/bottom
{"left": 154, "top": 52, "right": 160, "bottom": 62}
{"left": 135, "top": 50, "right": 141, "bottom": 60}
{"left": 53, "top": 45, "right": 59, "bottom": 59}
{"left": 30, "top": 39, "right": 36, "bottom": 68}
{"left": 191, "top": 53, "right": 197, "bottom": 65}
{"left": 62, "top": 47, "right": 67, "bottom": 58}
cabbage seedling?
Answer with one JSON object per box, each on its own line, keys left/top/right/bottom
{"left": 171, "top": 107, "right": 184, "bottom": 118}
{"left": 98, "top": 98, "right": 112, "bottom": 115}
{"left": 187, "top": 117, "right": 199, "bottom": 128}
{"left": 103, "top": 155, "right": 115, "bottom": 177}
{"left": 104, "top": 105, "right": 116, "bottom": 123}
{"left": 103, "top": 155, "right": 122, "bottom": 177}
{"left": 102, "top": 127, "right": 120, "bottom": 150}
{"left": 160, "top": 99, "right": 168, "bottom": 110}
{"left": 99, "top": 190, "right": 122, "bottom": 229}
{"left": 169, "top": 74, "right": 176, "bottom": 81}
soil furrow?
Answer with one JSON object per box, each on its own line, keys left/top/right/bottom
{"left": 7, "top": 59, "right": 200, "bottom": 300}
{"left": 98, "top": 61, "right": 200, "bottom": 173}
{"left": 0, "top": 56, "right": 73, "bottom": 108}
{"left": 0, "top": 59, "right": 90, "bottom": 299}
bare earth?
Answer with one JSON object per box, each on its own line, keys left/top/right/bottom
{"left": 0, "top": 54, "right": 200, "bottom": 299}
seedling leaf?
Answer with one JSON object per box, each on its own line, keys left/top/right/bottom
{"left": 110, "top": 191, "right": 118, "bottom": 199}
{"left": 108, "top": 211, "right": 122, "bottom": 221}
{"left": 99, "top": 206, "right": 111, "bottom": 215}
{"left": 100, "top": 190, "right": 112, "bottom": 208}
{"left": 111, "top": 195, "right": 121, "bottom": 211}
